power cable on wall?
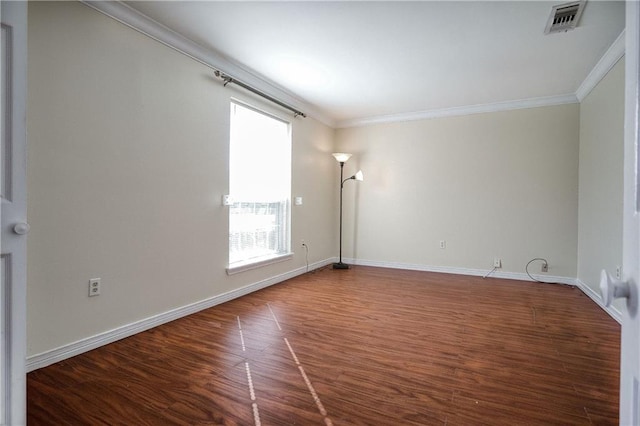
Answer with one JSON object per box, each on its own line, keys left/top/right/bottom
{"left": 525, "top": 257, "right": 549, "bottom": 283}
{"left": 302, "top": 243, "right": 309, "bottom": 273}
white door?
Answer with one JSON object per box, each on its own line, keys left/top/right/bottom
{"left": 606, "top": 1, "right": 640, "bottom": 424}
{"left": 0, "top": 2, "right": 27, "bottom": 425}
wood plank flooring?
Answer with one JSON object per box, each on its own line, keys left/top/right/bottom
{"left": 27, "top": 266, "right": 620, "bottom": 425}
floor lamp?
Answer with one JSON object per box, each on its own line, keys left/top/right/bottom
{"left": 332, "top": 153, "right": 364, "bottom": 269}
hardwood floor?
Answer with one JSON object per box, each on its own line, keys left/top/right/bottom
{"left": 27, "top": 266, "right": 620, "bottom": 425}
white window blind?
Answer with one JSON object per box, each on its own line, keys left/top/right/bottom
{"left": 229, "top": 101, "right": 291, "bottom": 268}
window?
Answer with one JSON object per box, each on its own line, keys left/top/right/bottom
{"left": 228, "top": 101, "right": 291, "bottom": 272}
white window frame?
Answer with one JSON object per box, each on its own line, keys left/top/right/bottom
{"left": 226, "top": 99, "right": 292, "bottom": 275}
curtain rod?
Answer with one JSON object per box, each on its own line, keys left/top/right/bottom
{"left": 214, "top": 70, "right": 306, "bottom": 118}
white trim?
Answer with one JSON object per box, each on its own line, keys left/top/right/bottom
{"left": 78, "top": 1, "right": 335, "bottom": 128}
{"left": 27, "top": 257, "right": 621, "bottom": 371}
{"left": 1, "top": 3, "right": 28, "bottom": 425}
{"left": 339, "top": 29, "right": 623, "bottom": 129}
{"left": 227, "top": 252, "right": 293, "bottom": 275}
{"left": 345, "top": 257, "right": 576, "bottom": 285}
{"left": 575, "top": 279, "right": 623, "bottom": 324}
{"left": 26, "top": 257, "right": 334, "bottom": 372}
{"left": 78, "top": 2, "right": 624, "bottom": 130}
{"left": 347, "top": 257, "right": 622, "bottom": 323}
{"left": 576, "top": 30, "right": 625, "bottom": 102}
{"left": 337, "top": 94, "right": 578, "bottom": 128}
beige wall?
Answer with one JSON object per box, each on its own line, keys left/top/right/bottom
{"left": 577, "top": 58, "right": 625, "bottom": 311}
{"left": 336, "top": 104, "right": 580, "bottom": 277}
{"left": 26, "top": 1, "right": 623, "bottom": 359}
{"left": 27, "top": 2, "right": 336, "bottom": 356}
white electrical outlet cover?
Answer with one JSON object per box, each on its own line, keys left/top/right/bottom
{"left": 222, "top": 195, "right": 234, "bottom": 206}
{"left": 89, "top": 278, "right": 101, "bottom": 297}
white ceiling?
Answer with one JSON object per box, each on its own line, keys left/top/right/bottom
{"left": 123, "top": 1, "right": 625, "bottom": 127}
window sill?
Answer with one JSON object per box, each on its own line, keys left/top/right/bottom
{"left": 226, "top": 252, "right": 293, "bottom": 275}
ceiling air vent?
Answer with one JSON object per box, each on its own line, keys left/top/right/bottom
{"left": 544, "top": 1, "right": 586, "bottom": 34}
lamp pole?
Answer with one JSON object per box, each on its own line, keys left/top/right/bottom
{"left": 331, "top": 152, "right": 362, "bottom": 270}
{"left": 335, "top": 161, "right": 348, "bottom": 269}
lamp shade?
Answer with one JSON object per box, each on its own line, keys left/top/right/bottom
{"left": 354, "top": 170, "right": 364, "bottom": 181}
{"left": 332, "top": 152, "right": 352, "bottom": 163}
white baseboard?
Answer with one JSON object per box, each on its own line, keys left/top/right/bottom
{"left": 574, "top": 278, "right": 623, "bottom": 324}
{"left": 345, "top": 257, "right": 576, "bottom": 285}
{"left": 27, "top": 257, "right": 619, "bottom": 372}
{"left": 26, "top": 257, "right": 334, "bottom": 372}
{"left": 347, "top": 258, "right": 621, "bottom": 324}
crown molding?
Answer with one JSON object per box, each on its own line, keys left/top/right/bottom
{"left": 576, "top": 30, "right": 625, "bottom": 102}
{"left": 337, "top": 29, "right": 624, "bottom": 129}
{"left": 79, "top": 1, "right": 624, "bottom": 130}
{"left": 337, "top": 94, "right": 579, "bottom": 128}
{"left": 79, "top": 1, "right": 336, "bottom": 128}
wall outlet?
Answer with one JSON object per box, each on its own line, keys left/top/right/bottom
{"left": 493, "top": 258, "right": 502, "bottom": 268}
{"left": 616, "top": 265, "right": 622, "bottom": 279}
{"left": 541, "top": 262, "right": 548, "bottom": 273}
{"left": 440, "top": 240, "right": 446, "bottom": 249}
{"left": 89, "top": 278, "right": 101, "bottom": 297}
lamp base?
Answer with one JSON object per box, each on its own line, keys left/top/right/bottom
{"left": 332, "top": 262, "right": 350, "bottom": 270}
